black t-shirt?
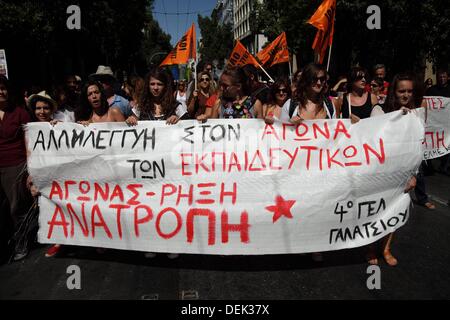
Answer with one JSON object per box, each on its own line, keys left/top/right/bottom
{"left": 251, "top": 83, "right": 270, "bottom": 105}
{"left": 426, "top": 85, "right": 450, "bottom": 98}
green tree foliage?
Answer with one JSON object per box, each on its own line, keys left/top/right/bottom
{"left": 198, "top": 9, "right": 234, "bottom": 68}
{"left": 254, "top": 0, "right": 450, "bottom": 78}
{"left": 0, "top": 0, "right": 172, "bottom": 87}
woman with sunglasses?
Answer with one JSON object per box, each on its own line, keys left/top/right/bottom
{"left": 278, "top": 63, "right": 337, "bottom": 125}
{"left": 338, "top": 67, "right": 382, "bottom": 121}
{"left": 370, "top": 77, "right": 386, "bottom": 105}
{"left": 187, "top": 71, "right": 216, "bottom": 118}
{"left": 174, "top": 79, "right": 188, "bottom": 111}
{"left": 257, "top": 78, "right": 291, "bottom": 121}
{"left": 197, "top": 66, "right": 253, "bottom": 121}
{"left": 277, "top": 63, "right": 337, "bottom": 262}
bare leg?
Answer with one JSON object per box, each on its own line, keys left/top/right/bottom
{"left": 382, "top": 233, "right": 398, "bottom": 266}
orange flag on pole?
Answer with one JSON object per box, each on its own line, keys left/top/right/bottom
{"left": 256, "top": 32, "right": 290, "bottom": 67}
{"left": 308, "top": 0, "right": 336, "bottom": 64}
{"left": 160, "top": 24, "right": 197, "bottom": 66}
{"left": 227, "top": 40, "right": 260, "bottom": 67}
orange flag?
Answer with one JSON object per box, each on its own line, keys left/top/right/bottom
{"left": 308, "top": 0, "right": 336, "bottom": 64}
{"left": 160, "top": 24, "right": 196, "bottom": 66}
{"left": 256, "top": 32, "right": 290, "bottom": 67}
{"left": 227, "top": 40, "right": 260, "bottom": 67}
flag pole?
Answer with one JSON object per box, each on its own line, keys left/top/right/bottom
{"left": 326, "top": 42, "right": 333, "bottom": 72}
{"left": 256, "top": 61, "right": 274, "bottom": 83}
{"left": 288, "top": 54, "right": 293, "bottom": 83}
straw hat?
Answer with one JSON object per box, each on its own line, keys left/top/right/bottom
{"left": 27, "top": 91, "right": 58, "bottom": 111}
{"left": 89, "top": 65, "right": 116, "bottom": 82}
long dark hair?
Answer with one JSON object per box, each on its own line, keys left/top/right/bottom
{"left": 346, "top": 66, "right": 369, "bottom": 93}
{"left": 221, "top": 66, "right": 251, "bottom": 97}
{"left": 268, "top": 78, "right": 291, "bottom": 105}
{"left": 384, "top": 73, "right": 423, "bottom": 113}
{"left": 75, "top": 80, "right": 109, "bottom": 121}
{"left": 295, "top": 63, "right": 327, "bottom": 110}
{"left": 139, "top": 67, "right": 177, "bottom": 119}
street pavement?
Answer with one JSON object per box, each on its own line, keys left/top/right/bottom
{"left": 1, "top": 171, "right": 449, "bottom": 300}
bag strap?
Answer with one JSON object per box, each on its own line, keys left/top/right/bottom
{"left": 288, "top": 99, "right": 297, "bottom": 118}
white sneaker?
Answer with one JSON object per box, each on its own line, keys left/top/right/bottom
{"left": 144, "top": 252, "right": 157, "bottom": 258}
{"left": 167, "top": 253, "right": 179, "bottom": 259}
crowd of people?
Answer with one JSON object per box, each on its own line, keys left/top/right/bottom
{"left": 1, "top": 60, "right": 449, "bottom": 265}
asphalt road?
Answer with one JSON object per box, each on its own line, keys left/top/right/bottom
{"left": 1, "top": 171, "right": 449, "bottom": 300}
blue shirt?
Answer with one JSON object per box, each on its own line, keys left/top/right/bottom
{"left": 108, "top": 94, "right": 132, "bottom": 117}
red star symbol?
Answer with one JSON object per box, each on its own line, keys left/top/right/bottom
{"left": 265, "top": 195, "right": 296, "bottom": 223}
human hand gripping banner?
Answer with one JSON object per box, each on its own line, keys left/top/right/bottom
{"left": 26, "top": 111, "right": 423, "bottom": 255}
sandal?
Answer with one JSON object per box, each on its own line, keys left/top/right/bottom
{"left": 424, "top": 202, "right": 436, "bottom": 210}
{"left": 366, "top": 251, "right": 378, "bottom": 265}
{"left": 383, "top": 250, "right": 398, "bottom": 267}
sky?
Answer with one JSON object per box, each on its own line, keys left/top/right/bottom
{"left": 152, "top": 0, "right": 218, "bottom": 46}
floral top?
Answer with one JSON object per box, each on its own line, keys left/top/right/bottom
{"left": 220, "top": 96, "right": 254, "bottom": 119}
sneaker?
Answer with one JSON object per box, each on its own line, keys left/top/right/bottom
{"left": 167, "top": 253, "right": 179, "bottom": 259}
{"left": 45, "top": 244, "right": 61, "bottom": 258}
{"left": 144, "top": 252, "right": 157, "bottom": 258}
{"left": 311, "top": 252, "right": 324, "bottom": 262}
{"left": 13, "top": 249, "right": 28, "bottom": 262}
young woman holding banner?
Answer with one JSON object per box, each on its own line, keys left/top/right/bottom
{"left": 75, "top": 80, "right": 125, "bottom": 124}
{"left": 273, "top": 63, "right": 337, "bottom": 262}
{"left": 125, "top": 67, "right": 188, "bottom": 259}
{"left": 256, "top": 78, "right": 291, "bottom": 120}
{"left": 361, "top": 73, "right": 420, "bottom": 266}
{"left": 197, "top": 66, "right": 254, "bottom": 121}
{"left": 26, "top": 91, "right": 62, "bottom": 257}
{"left": 274, "top": 63, "right": 337, "bottom": 125}
{"left": 126, "top": 67, "right": 188, "bottom": 126}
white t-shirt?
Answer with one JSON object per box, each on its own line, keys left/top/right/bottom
{"left": 53, "top": 109, "right": 75, "bottom": 122}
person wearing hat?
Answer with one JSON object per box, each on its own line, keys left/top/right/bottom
{"left": 27, "top": 91, "right": 59, "bottom": 123}
{"left": 89, "top": 65, "right": 133, "bottom": 118}
{"left": 26, "top": 91, "right": 64, "bottom": 258}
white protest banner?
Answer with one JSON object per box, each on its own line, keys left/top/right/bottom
{"left": 420, "top": 96, "right": 450, "bottom": 160}
{"left": 26, "top": 111, "right": 423, "bottom": 255}
{"left": 0, "top": 49, "right": 8, "bottom": 78}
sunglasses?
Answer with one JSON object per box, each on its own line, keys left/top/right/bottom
{"left": 276, "top": 88, "right": 288, "bottom": 94}
{"left": 370, "top": 83, "right": 379, "bottom": 88}
{"left": 200, "top": 77, "right": 210, "bottom": 82}
{"left": 356, "top": 74, "right": 366, "bottom": 81}
{"left": 312, "top": 76, "right": 327, "bottom": 83}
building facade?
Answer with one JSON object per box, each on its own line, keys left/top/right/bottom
{"left": 233, "top": 0, "right": 267, "bottom": 55}
{"left": 215, "top": 0, "right": 234, "bottom": 26}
